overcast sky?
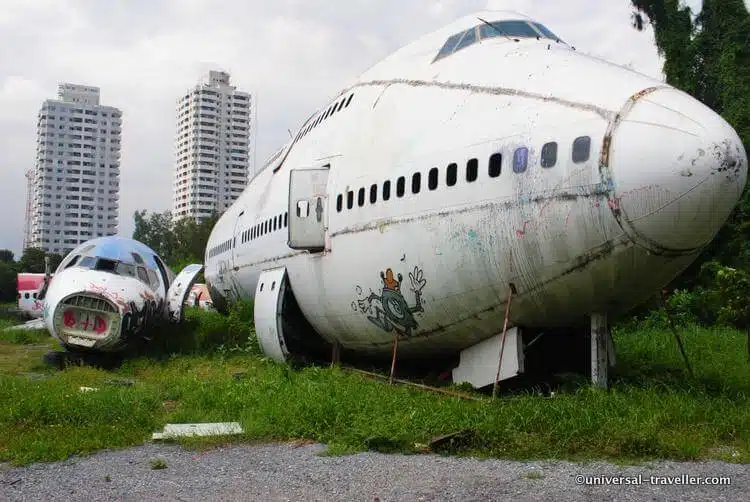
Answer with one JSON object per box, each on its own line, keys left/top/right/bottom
{"left": 0, "top": 0, "right": 730, "bottom": 257}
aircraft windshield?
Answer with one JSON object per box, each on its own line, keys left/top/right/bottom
{"left": 72, "top": 256, "right": 157, "bottom": 289}
{"left": 434, "top": 19, "right": 564, "bottom": 62}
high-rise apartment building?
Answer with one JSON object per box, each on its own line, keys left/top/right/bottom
{"left": 28, "top": 83, "right": 122, "bottom": 255}
{"left": 172, "top": 70, "right": 252, "bottom": 222}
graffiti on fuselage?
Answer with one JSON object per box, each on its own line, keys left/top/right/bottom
{"left": 353, "top": 266, "right": 427, "bottom": 338}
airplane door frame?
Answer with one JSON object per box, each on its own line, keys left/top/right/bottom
{"left": 231, "top": 209, "right": 245, "bottom": 272}
{"left": 287, "top": 164, "right": 330, "bottom": 252}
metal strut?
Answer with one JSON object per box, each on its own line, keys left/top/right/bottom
{"left": 660, "top": 290, "right": 694, "bottom": 378}
{"left": 389, "top": 333, "right": 399, "bottom": 384}
{"left": 492, "top": 283, "right": 517, "bottom": 400}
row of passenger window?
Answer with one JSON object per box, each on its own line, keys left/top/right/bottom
{"left": 296, "top": 93, "right": 354, "bottom": 142}
{"left": 240, "top": 212, "right": 289, "bottom": 244}
{"left": 208, "top": 211, "right": 291, "bottom": 259}
{"left": 208, "top": 238, "right": 233, "bottom": 258}
{"left": 334, "top": 136, "right": 591, "bottom": 212}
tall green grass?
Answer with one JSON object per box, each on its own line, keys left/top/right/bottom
{"left": 0, "top": 304, "right": 747, "bottom": 466}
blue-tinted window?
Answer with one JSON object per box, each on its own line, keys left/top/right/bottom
{"left": 531, "top": 22, "right": 562, "bottom": 42}
{"left": 435, "top": 32, "right": 464, "bottom": 60}
{"left": 513, "top": 147, "right": 529, "bottom": 173}
{"left": 479, "top": 20, "right": 542, "bottom": 40}
{"left": 454, "top": 28, "right": 477, "bottom": 52}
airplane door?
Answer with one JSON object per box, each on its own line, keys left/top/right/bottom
{"left": 167, "top": 264, "right": 204, "bottom": 322}
{"left": 288, "top": 167, "right": 329, "bottom": 251}
{"left": 232, "top": 210, "right": 245, "bottom": 271}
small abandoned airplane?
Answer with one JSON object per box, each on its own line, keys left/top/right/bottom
{"left": 37, "top": 236, "right": 202, "bottom": 363}
{"left": 204, "top": 10, "right": 748, "bottom": 388}
{"left": 17, "top": 273, "right": 48, "bottom": 318}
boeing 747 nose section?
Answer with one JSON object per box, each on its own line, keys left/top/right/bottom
{"left": 608, "top": 87, "right": 748, "bottom": 255}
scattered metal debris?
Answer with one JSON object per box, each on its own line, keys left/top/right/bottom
{"left": 5, "top": 319, "right": 45, "bottom": 331}
{"left": 428, "top": 429, "right": 478, "bottom": 453}
{"left": 152, "top": 423, "right": 244, "bottom": 440}
{"left": 344, "top": 367, "right": 485, "bottom": 402}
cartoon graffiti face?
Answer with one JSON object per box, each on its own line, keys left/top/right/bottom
{"left": 354, "top": 266, "right": 427, "bottom": 338}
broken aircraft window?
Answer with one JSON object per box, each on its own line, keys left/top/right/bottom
{"left": 541, "top": 142, "right": 557, "bottom": 168}
{"left": 572, "top": 136, "right": 591, "bottom": 163}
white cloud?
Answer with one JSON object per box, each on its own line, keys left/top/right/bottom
{"left": 0, "top": 0, "right": 679, "bottom": 257}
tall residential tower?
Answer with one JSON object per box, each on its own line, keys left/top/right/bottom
{"left": 29, "top": 83, "right": 122, "bottom": 255}
{"left": 172, "top": 70, "right": 252, "bottom": 222}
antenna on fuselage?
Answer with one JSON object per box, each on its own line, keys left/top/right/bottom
{"left": 477, "top": 17, "right": 518, "bottom": 43}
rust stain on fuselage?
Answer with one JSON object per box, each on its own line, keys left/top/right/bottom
{"left": 349, "top": 78, "right": 615, "bottom": 120}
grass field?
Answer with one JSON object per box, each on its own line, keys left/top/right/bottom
{"left": 0, "top": 303, "right": 748, "bottom": 466}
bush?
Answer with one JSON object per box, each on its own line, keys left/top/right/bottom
{"left": 144, "top": 300, "right": 258, "bottom": 358}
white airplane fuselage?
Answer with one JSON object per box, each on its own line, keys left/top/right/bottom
{"left": 204, "top": 11, "right": 747, "bottom": 358}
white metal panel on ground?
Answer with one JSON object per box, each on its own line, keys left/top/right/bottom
{"left": 254, "top": 267, "right": 290, "bottom": 363}
{"left": 152, "top": 422, "right": 243, "bottom": 440}
{"left": 167, "top": 264, "right": 203, "bottom": 322}
{"left": 452, "top": 327, "right": 524, "bottom": 388}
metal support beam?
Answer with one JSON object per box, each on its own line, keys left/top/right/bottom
{"left": 591, "top": 313, "right": 609, "bottom": 389}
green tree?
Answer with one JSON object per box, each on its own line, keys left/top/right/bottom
{"left": 18, "top": 248, "right": 47, "bottom": 273}
{"left": 133, "top": 210, "right": 176, "bottom": 263}
{"left": 0, "top": 261, "right": 18, "bottom": 302}
{"left": 47, "top": 253, "right": 63, "bottom": 272}
{"left": 630, "top": 0, "right": 750, "bottom": 325}
{"left": 133, "top": 210, "right": 220, "bottom": 273}
{"left": 633, "top": 0, "right": 749, "bottom": 269}
{"left": 0, "top": 250, "right": 14, "bottom": 263}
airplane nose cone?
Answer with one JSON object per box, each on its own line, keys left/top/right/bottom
{"left": 609, "top": 87, "right": 747, "bottom": 254}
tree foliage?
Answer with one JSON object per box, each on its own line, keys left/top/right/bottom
{"left": 631, "top": 0, "right": 750, "bottom": 326}
{"left": 132, "top": 210, "right": 220, "bottom": 271}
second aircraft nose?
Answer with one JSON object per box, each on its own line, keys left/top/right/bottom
{"left": 608, "top": 87, "right": 747, "bottom": 255}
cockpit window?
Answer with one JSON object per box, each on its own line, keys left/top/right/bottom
{"left": 530, "top": 22, "right": 561, "bottom": 41}
{"left": 116, "top": 262, "right": 136, "bottom": 278}
{"left": 94, "top": 259, "right": 117, "bottom": 272}
{"left": 78, "top": 256, "right": 97, "bottom": 269}
{"left": 435, "top": 32, "right": 464, "bottom": 60}
{"left": 435, "top": 19, "right": 564, "bottom": 63}
{"left": 481, "top": 20, "right": 541, "bottom": 39}
{"left": 454, "top": 28, "right": 477, "bottom": 52}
